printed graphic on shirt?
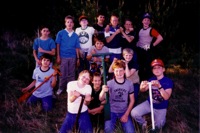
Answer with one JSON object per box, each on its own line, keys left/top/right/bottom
{"left": 113, "top": 88, "right": 127, "bottom": 102}
{"left": 78, "top": 31, "right": 89, "bottom": 44}
{"left": 152, "top": 87, "right": 164, "bottom": 103}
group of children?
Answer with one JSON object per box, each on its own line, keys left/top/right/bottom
{"left": 20, "top": 11, "right": 173, "bottom": 133}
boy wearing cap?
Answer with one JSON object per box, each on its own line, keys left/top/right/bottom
{"left": 136, "top": 12, "right": 163, "bottom": 81}
{"left": 75, "top": 15, "right": 97, "bottom": 73}
{"left": 131, "top": 59, "right": 173, "bottom": 130}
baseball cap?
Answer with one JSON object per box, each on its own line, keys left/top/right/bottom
{"left": 79, "top": 15, "right": 88, "bottom": 22}
{"left": 142, "top": 13, "right": 152, "bottom": 20}
{"left": 151, "top": 59, "right": 164, "bottom": 67}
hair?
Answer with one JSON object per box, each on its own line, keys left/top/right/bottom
{"left": 65, "top": 15, "right": 74, "bottom": 22}
{"left": 122, "top": 48, "right": 134, "bottom": 55}
{"left": 78, "top": 70, "right": 91, "bottom": 79}
{"left": 96, "top": 10, "right": 106, "bottom": 17}
{"left": 92, "top": 72, "right": 101, "bottom": 80}
{"left": 40, "top": 53, "right": 53, "bottom": 62}
{"left": 93, "top": 35, "right": 105, "bottom": 44}
{"left": 112, "top": 59, "right": 125, "bottom": 70}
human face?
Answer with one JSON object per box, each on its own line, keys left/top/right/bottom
{"left": 152, "top": 65, "right": 165, "bottom": 76}
{"left": 110, "top": 16, "right": 119, "bottom": 27}
{"left": 65, "top": 18, "right": 74, "bottom": 30}
{"left": 123, "top": 53, "right": 133, "bottom": 62}
{"left": 114, "top": 67, "right": 125, "bottom": 79}
{"left": 142, "top": 18, "right": 151, "bottom": 28}
{"left": 80, "top": 19, "right": 88, "bottom": 27}
{"left": 124, "top": 20, "right": 132, "bottom": 30}
{"left": 92, "top": 76, "right": 102, "bottom": 91}
{"left": 97, "top": 15, "right": 105, "bottom": 24}
{"left": 95, "top": 40, "right": 104, "bottom": 50}
{"left": 79, "top": 73, "right": 90, "bottom": 85}
{"left": 41, "top": 58, "right": 51, "bottom": 67}
{"left": 41, "top": 28, "right": 50, "bottom": 37}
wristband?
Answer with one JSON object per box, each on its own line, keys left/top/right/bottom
{"left": 158, "top": 86, "right": 162, "bottom": 90}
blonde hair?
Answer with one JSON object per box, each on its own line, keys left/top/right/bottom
{"left": 122, "top": 48, "right": 134, "bottom": 56}
{"left": 78, "top": 70, "right": 91, "bottom": 79}
{"left": 112, "top": 60, "right": 125, "bottom": 70}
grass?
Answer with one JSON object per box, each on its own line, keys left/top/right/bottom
{"left": 0, "top": 31, "right": 199, "bottom": 133}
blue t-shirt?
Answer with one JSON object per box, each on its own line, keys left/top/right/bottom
{"left": 56, "top": 29, "right": 80, "bottom": 58}
{"left": 33, "top": 38, "right": 56, "bottom": 59}
{"left": 148, "top": 76, "right": 173, "bottom": 109}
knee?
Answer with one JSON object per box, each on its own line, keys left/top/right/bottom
{"left": 131, "top": 109, "right": 139, "bottom": 118}
{"left": 156, "top": 119, "right": 165, "bottom": 129}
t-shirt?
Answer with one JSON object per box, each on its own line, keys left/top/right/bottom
{"left": 67, "top": 81, "right": 92, "bottom": 113}
{"left": 148, "top": 76, "right": 174, "bottom": 109}
{"left": 32, "top": 67, "right": 54, "bottom": 98}
{"left": 107, "top": 78, "right": 134, "bottom": 113}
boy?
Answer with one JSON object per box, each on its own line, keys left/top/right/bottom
{"left": 21, "top": 53, "right": 57, "bottom": 111}
{"left": 136, "top": 12, "right": 163, "bottom": 81}
{"left": 33, "top": 25, "right": 56, "bottom": 67}
{"left": 131, "top": 59, "right": 173, "bottom": 130}
{"left": 99, "top": 60, "right": 135, "bottom": 133}
{"left": 59, "top": 70, "right": 92, "bottom": 133}
{"left": 88, "top": 72, "right": 105, "bottom": 131}
{"left": 86, "top": 36, "right": 109, "bottom": 75}
{"left": 75, "top": 15, "right": 97, "bottom": 72}
{"left": 93, "top": 11, "right": 107, "bottom": 43}
{"left": 104, "top": 14, "right": 122, "bottom": 63}
{"left": 55, "top": 15, "right": 80, "bottom": 95}
{"left": 108, "top": 48, "right": 140, "bottom": 105}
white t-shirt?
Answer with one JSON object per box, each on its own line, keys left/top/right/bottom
{"left": 75, "top": 26, "right": 95, "bottom": 52}
{"left": 67, "top": 81, "right": 92, "bottom": 113}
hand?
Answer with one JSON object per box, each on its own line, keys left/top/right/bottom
{"left": 56, "top": 57, "right": 61, "bottom": 65}
{"left": 120, "top": 114, "right": 128, "bottom": 123}
{"left": 151, "top": 80, "right": 161, "bottom": 88}
{"left": 73, "top": 90, "right": 80, "bottom": 97}
{"left": 105, "top": 25, "right": 110, "bottom": 32}
{"left": 140, "top": 81, "right": 148, "bottom": 89}
{"left": 38, "top": 47, "right": 44, "bottom": 53}
{"left": 102, "top": 85, "right": 109, "bottom": 93}
{"left": 21, "top": 87, "right": 29, "bottom": 93}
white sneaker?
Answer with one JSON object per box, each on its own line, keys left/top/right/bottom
{"left": 56, "top": 89, "right": 63, "bottom": 95}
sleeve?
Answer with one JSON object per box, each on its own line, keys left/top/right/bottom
{"left": 33, "top": 38, "right": 39, "bottom": 50}
{"left": 150, "top": 28, "right": 160, "bottom": 38}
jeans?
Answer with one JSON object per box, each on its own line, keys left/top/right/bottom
{"left": 27, "top": 95, "right": 52, "bottom": 111}
{"left": 104, "top": 112, "right": 135, "bottom": 133}
{"left": 131, "top": 100, "right": 167, "bottom": 128}
{"left": 59, "top": 110, "right": 92, "bottom": 133}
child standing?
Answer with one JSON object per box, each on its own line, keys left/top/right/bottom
{"left": 131, "top": 59, "right": 173, "bottom": 130}
{"left": 59, "top": 70, "right": 92, "bottom": 133}
{"left": 136, "top": 12, "right": 163, "bottom": 81}
{"left": 75, "top": 15, "right": 96, "bottom": 72}
{"left": 33, "top": 25, "right": 56, "bottom": 67}
{"left": 55, "top": 15, "right": 80, "bottom": 95}
{"left": 99, "top": 60, "right": 135, "bottom": 133}
{"left": 21, "top": 53, "right": 57, "bottom": 111}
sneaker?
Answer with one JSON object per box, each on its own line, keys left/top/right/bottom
{"left": 56, "top": 89, "right": 63, "bottom": 95}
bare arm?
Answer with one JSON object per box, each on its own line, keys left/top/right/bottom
{"left": 38, "top": 48, "right": 55, "bottom": 56}
{"left": 120, "top": 93, "right": 134, "bottom": 123}
{"left": 153, "top": 34, "right": 163, "bottom": 46}
{"left": 56, "top": 44, "right": 61, "bottom": 64}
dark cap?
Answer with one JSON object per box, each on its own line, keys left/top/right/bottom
{"left": 79, "top": 15, "right": 88, "bottom": 22}
{"left": 151, "top": 59, "right": 164, "bottom": 67}
{"left": 142, "top": 13, "right": 152, "bottom": 20}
